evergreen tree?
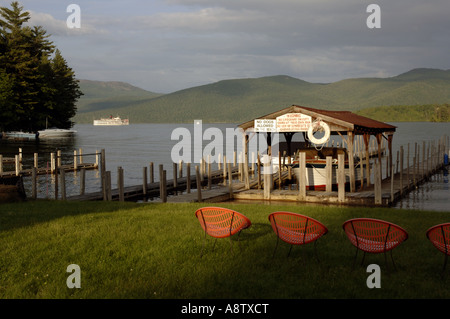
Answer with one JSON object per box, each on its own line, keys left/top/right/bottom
{"left": 0, "top": 1, "right": 82, "bottom": 132}
{"left": 47, "top": 49, "right": 82, "bottom": 129}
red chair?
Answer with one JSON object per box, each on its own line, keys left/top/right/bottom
{"left": 342, "top": 218, "right": 408, "bottom": 269}
{"left": 268, "top": 212, "right": 328, "bottom": 259}
{"left": 195, "top": 207, "right": 251, "bottom": 256}
{"left": 426, "top": 223, "right": 450, "bottom": 273}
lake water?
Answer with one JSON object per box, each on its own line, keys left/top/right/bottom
{"left": 1, "top": 122, "right": 448, "bottom": 211}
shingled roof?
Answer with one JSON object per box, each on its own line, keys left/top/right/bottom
{"left": 238, "top": 105, "right": 396, "bottom": 135}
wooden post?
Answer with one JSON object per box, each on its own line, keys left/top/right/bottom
{"left": 79, "top": 148, "right": 83, "bottom": 164}
{"left": 74, "top": 150, "right": 77, "bottom": 171}
{"left": 223, "top": 155, "right": 227, "bottom": 185}
{"left": 105, "top": 171, "right": 112, "bottom": 201}
{"left": 422, "top": 141, "right": 426, "bottom": 179}
{"left": 400, "top": 146, "right": 404, "bottom": 195}
{"left": 251, "top": 152, "right": 255, "bottom": 177}
{"left": 162, "top": 170, "right": 167, "bottom": 203}
{"left": 187, "top": 162, "right": 191, "bottom": 193}
{"left": 159, "top": 164, "right": 164, "bottom": 200}
{"left": 150, "top": 162, "right": 154, "bottom": 183}
{"left": 338, "top": 153, "right": 345, "bottom": 203}
{"left": 100, "top": 149, "right": 106, "bottom": 173}
{"left": 19, "top": 148, "right": 22, "bottom": 171}
{"left": 396, "top": 150, "right": 399, "bottom": 174}
{"left": 54, "top": 160, "right": 58, "bottom": 199}
{"left": 278, "top": 151, "right": 282, "bottom": 190}
{"left": 407, "top": 143, "right": 410, "bottom": 184}
{"left": 80, "top": 168, "right": 86, "bottom": 195}
{"left": 60, "top": 168, "right": 66, "bottom": 200}
{"left": 32, "top": 167, "right": 37, "bottom": 199}
{"left": 244, "top": 135, "right": 250, "bottom": 190}
{"left": 238, "top": 153, "right": 242, "bottom": 181}
{"left": 298, "top": 152, "right": 306, "bottom": 201}
{"left": 347, "top": 131, "right": 355, "bottom": 192}
{"left": 359, "top": 137, "right": 364, "bottom": 190}
{"left": 118, "top": 166, "right": 124, "bottom": 202}
{"left": 101, "top": 149, "right": 106, "bottom": 198}
{"left": 15, "top": 155, "right": 19, "bottom": 176}
{"left": 228, "top": 162, "right": 233, "bottom": 199}
{"left": 173, "top": 162, "right": 178, "bottom": 194}
{"left": 143, "top": 166, "right": 148, "bottom": 198}
{"left": 196, "top": 165, "right": 202, "bottom": 202}
{"left": 263, "top": 155, "right": 272, "bottom": 200}
{"left": 51, "top": 152, "right": 55, "bottom": 173}
{"left": 34, "top": 153, "right": 38, "bottom": 169}
{"left": 376, "top": 133, "right": 383, "bottom": 180}
{"left": 0, "top": 155, "right": 3, "bottom": 175}
{"left": 390, "top": 162, "right": 394, "bottom": 203}
{"left": 363, "top": 134, "right": 371, "bottom": 185}
{"left": 179, "top": 160, "right": 183, "bottom": 178}
{"left": 57, "top": 150, "right": 61, "bottom": 168}
{"left": 257, "top": 153, "right": 261, "bottom": 189}
{"left": 326, "top": 156, "right": 332, "bottom": 192}
{"left": 200, "top": 158, "right": 204, "bottom": 180}
{"left": 207, "top": 157, "right": 211, "bottom": 190}
{"left": 374, "top": 159, "right": 382, "bottom": 205}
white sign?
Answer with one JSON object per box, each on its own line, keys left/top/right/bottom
{"left": 254, "top": 119, "right": 277, "bottom": 132}
{"left": 276, "top": 113, "right": 312, "bottom": 132}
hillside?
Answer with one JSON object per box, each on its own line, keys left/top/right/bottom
{"left": 356, "top": 104, "right": 450, "bottom": 122}
{"left": 76, "top": 80, "right": 164, "bottom": 114}
{"left": 73, "top": 68, "right": 450, "bottom": 123}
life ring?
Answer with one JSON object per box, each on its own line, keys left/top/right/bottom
{"left": 307, "top": 120, "right": 330, "bottom": 145}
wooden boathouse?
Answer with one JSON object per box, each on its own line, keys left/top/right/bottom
{"left": 233, "top": 104, "right": 441, "bottom": 206}
{"left": 238, "top": 105, "right": 397, "bottom": 194}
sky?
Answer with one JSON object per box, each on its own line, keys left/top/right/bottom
{"left": 6, "top": 0, "right": 450, "bottom": 93}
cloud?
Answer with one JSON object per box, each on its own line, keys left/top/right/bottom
{"left": 17, "top": 0, "right": 449, "bottom": 93}
{"left": 27, "top": 10, "right": 105, "bottom": 36}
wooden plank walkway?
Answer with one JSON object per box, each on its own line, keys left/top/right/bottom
{"left": 63, "top": 157, "right": 448, "bottom": 207}
{"left": 0, "top": 163, "right": 98, "bottom": 178}
{"left": 67, "top": 166, "right": 244, "bottom": 202}
{"left": 235, "top": 158, "right": 448, "bottom": 207}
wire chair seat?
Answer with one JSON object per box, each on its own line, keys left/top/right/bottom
{"left": 426, "top": 223, "right": 450, "bottom": 273}
{"left": 268, "top": 212, "right": 328, "bottom": 258}
{"left": 195, "top": 207, "right": 251, "bottom": 256}
{"left": 342, "top": 218, "right": 408, "bottom": 269}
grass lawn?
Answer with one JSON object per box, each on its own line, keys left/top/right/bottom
{"left": 0, "top": 199, "right": 450, "bottom": 299}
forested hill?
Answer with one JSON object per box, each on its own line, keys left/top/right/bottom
{"left": 73, "top": 68, "right": 450, "bottom": 124}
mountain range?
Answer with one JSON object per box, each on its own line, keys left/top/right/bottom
{"left": 73, "top": 68, "right": 450, "bottom": 124}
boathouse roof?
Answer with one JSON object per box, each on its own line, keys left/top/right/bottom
{"left": 238, "top": 105, "right": 396, "bottom": 135}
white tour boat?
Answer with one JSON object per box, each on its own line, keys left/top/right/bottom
{"left": 93, "top": 116, "right": 129, "bottom": 126}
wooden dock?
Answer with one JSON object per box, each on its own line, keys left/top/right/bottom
{"left": 5, "top": 135, "right": 448, "bottom": 208}
{"left": 0, "top": 148, "right": 99, "bottom": 178}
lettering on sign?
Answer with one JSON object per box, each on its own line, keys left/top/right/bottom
{"left": 254, "top": 119, "right": 277, "bottom": 132}
{"left": 276, "top": 113, "right": 312, "bottom": 132}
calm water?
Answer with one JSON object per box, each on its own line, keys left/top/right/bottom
{"left": 1, "top": 122, "right": 448, "bottom": 211}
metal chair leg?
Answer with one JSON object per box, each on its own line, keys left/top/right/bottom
{"left": 272, "top": 237, "right": 280, "bottom": 258}
{"left": 352, "top": 248, "right": 359, "bottom": 268}
{"left": 287, "top": 245, "right": 293, "bottom": 257}
{"left": 200, "top": 231, "right": 207, "bottom": 258}
{"left": 313, "top": 240, "right": 321, "bottom": 262}
{"left": 443, "top": 254, "right": 448, "bottom": 273}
